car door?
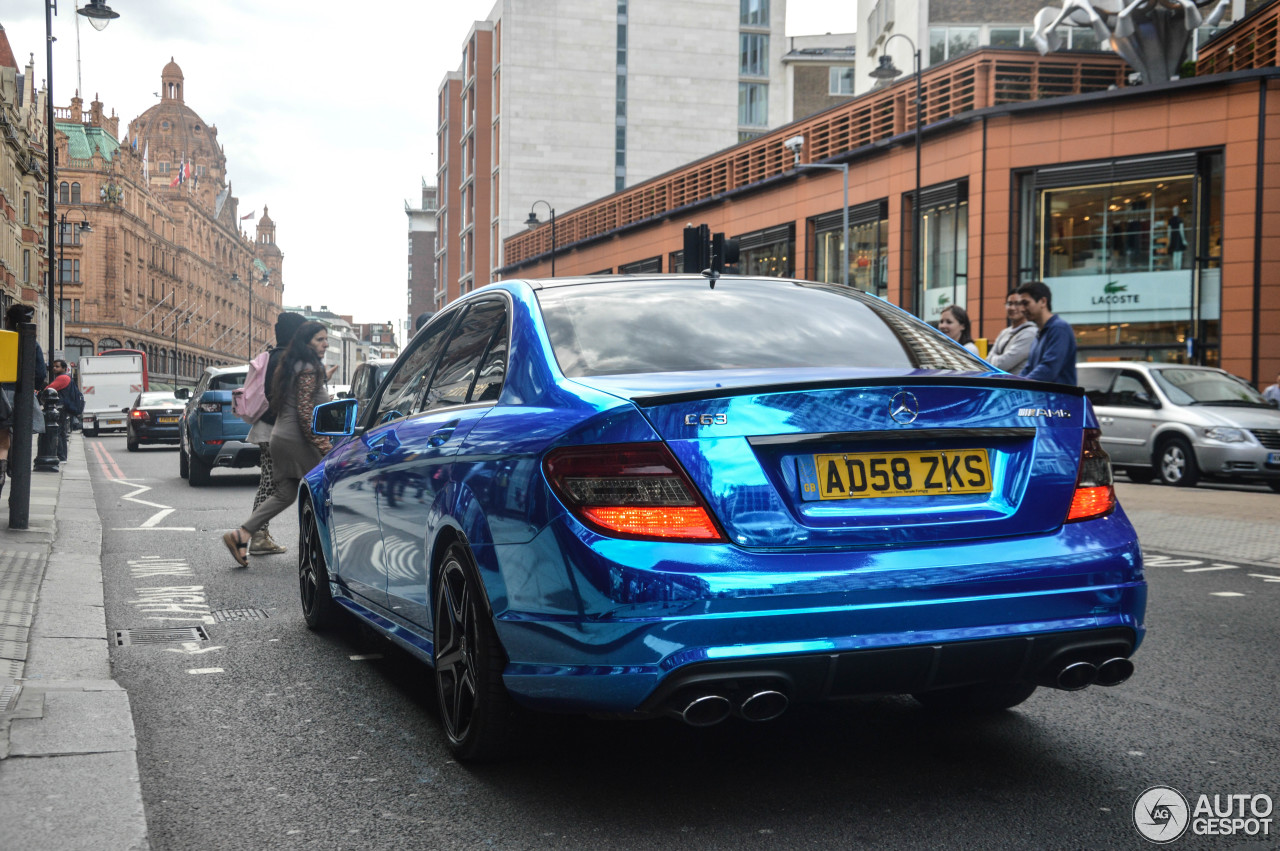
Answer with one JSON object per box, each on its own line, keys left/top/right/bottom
{"left": 326, "top": 315, "right": 458, "bottom": 609}
{"left": 1102, "top": 369, "right": 1164, "bottom": 465}
{"left": 380, "top": 297, "right": 510, "bottom": 628}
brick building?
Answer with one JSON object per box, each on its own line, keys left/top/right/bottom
{"left": 406, "top": 179, "right": 438, "bottom": 336}
{"left": 51, "top": 59, "right": 283, "bottom": 387}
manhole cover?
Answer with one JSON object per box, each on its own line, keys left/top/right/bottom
{"left": 115, "top": 626, "right": 210, "bottom": 646}
{"left": 210, "top": 608, "right": 270, "bottom": 622}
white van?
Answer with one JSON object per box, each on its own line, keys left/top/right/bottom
{"left": 80, "top": 354, "right": 145, "bottom": 436}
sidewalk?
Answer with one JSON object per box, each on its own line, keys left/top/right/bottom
{"left": 0, "top": 433, "right": 148, "bottom": 851}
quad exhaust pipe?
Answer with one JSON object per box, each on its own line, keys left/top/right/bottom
{"left": 1041, "top": 656, "right": 1135, "bottom": 690}
{"left": 674, "top": 687, "right": 790, "bottom": 726}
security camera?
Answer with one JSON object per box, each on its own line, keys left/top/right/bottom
{"left": 783, "top": 135, "right": 805, "bottom": 153}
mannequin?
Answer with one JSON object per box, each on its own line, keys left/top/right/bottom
{"left": 1168, "top": 205, "right": 1186, "bottom": 269}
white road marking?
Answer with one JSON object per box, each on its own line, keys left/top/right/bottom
{"left": 1184, "top": 565, "right": 1239, "bottom": 573}
{"left": 128, "top": 559, "right": 193, "bottom": 578}
{"left": 165, "top": 641, "right": 225, "bottom": 655}
{"left": 139, "top": 508, "right": 176, "bottom": 528}
{"left": 111, "top": 527, "right": 197, "bottom": 531}
{"left": 349, "top": 654, "right": 384, "bottom": 661}
{"left": 1210, "top": 592, "right": 1246, "bottom": 597}
{"left": 1247, "top": 573, "right": 1280, "bottom": 583}
{"left": 187, "top": 668, "right": 224, "bottom": 675}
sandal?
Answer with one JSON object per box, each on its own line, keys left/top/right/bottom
{"left": 222, "top": 529, "right": 249, "bottom": 568}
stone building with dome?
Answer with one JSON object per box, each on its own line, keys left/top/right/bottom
{"left": 45, "top": 58, "right": 283, "bottom": 386}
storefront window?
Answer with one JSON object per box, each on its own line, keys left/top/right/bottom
{"left": 737, "top": 224, "right": 793, "bottom": 278}
{"left": 813, "top": 205, "right": 888, "bottom": 296}
{"left": 1024, "top": 153, "right": 1223, "bottom": 362}
{"left": 919, "top": 198, "right": 968, "bottom": 322}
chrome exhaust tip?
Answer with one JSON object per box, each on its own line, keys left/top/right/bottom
{"left": 680, "top": 694, "right": 732, "bottom": 727}
{"left": 1094, "top": 657, "right": 1134, "bottom": 687}
{"left": 738, "top": 689, "right": 789, "bottom": 722}
{"left": 1056, "top": 661, "right": 1098, "bottom": 691}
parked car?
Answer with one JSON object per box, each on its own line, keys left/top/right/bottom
{"left": 298, "top": 276, "right": 1145, "bottom": 761}
{"left": 345, "top": 357, "right": 395, "bottom": 409}
{"left": 1079, "top": 361, "right": 1280, "bottom": 490}
{"left": 176, "top": 366, "right": 259, "bottom": 486}
{"left": 125, "top": 391, "right": 184, "bottom": 451}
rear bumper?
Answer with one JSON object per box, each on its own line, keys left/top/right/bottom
{"left": 129, "top": 423, "right": 181, "bottom": 443}
{"left": 85, "top": 413, "right": 128, "bottom": 432}
{"left": 195, "top": 439, "right": 260, "bottom": 468}
{"left": 487, "top": 508, "right": 1146, "bottom": 713}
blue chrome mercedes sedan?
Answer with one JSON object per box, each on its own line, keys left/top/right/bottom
{"left": 299, "top": 275, "right": 1146, "bottom": 760}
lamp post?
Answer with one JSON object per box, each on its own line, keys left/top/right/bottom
{"left": 525, "top": 201, "right": 556, "bottom": 277}
{"left": 786, "top": 136, "right": 849, "bottom": 287}
{"left": 869, "top": 34, "right": 923, "bottom": 314}
{"left": 44, "top": 0, "right": 119, "bottom": 382}
{"left": 56, "top": 210, "right": 92, "bottom": 350}
{"left": 172, "top": 311, "right": 190, "bottom": 388}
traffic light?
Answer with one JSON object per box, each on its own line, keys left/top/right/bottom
{"left": 682, "top": 224, "right": 739, "bottom": 275}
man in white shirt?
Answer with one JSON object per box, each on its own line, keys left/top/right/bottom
{"left": 1263, "top": 371, "right": 1280, "bottom": 405}
{"left": 987, "top": 292, "right": 1036, "bottom": 373}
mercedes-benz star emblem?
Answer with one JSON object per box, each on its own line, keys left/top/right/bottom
{"left": 890, "top": 391, "right": 919, "bottom": 424}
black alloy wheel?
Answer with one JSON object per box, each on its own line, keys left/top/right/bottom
{"left": 298, "top": 497, "right": 340, "bottom": 630}
{"left": 433, "top": 543, "right": 516, "bottom": 761}
{"left": 912, "top": 681, "right": 1038, "bottom": 713}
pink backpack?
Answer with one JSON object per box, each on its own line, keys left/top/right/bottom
{"left": 232, "top": 350, "right": 272, "bottom": 424}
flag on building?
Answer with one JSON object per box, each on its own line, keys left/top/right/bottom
{"left": 169, "top": 153, "right": 183, "bottom": 188}
{"left": 142, "top": 142, "right": 149, "bottom": 182}
{"left": 240, "top": 210, "right": 256, "bottom": 221}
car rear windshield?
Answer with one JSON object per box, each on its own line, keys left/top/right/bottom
{"left": 209, "top": 373, "right": 246, "bottom": 391}
{"left": 139, "top": 394, "right": 182, "bottom": 406}
{"left": 535, "top": 279, "right": 983, "bottom": 377}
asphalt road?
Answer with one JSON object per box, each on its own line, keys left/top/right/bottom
{"left": 89, "top": 435, "right": 1280, "bottom": 850}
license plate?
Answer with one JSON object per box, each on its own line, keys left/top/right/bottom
{"left": 106, "top": 419, "right": 123, "bottom": 426}
{"left": 1269, "top": 452, "right": 1280, "bottom": 464}
{"left": 809, "top": 449, "right": 993, "bottom": 500}
{"left": 158, "top": 417, "right": 179, "bottom": 424}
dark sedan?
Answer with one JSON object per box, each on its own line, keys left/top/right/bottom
{"left": 126, "top": 391, "right": 184, "bottom": 451}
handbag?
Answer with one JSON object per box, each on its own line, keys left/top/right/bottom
{"left": 1, "top": 387, "right": 45, "bottom": 434}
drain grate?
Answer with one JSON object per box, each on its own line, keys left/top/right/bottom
{"left": 0, "top": 683, "right": 20, "bottom": 712}
{"left": 115, "top": 626, "right": 210, "bottom": 646}
{"left": 209, "top": 608, "right": 270, "bottom": 623}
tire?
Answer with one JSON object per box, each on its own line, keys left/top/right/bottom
{"left": 1269, "top": 481, "right": 1280, "bottom": 494}
{"left": 126, "top": 434, "right": 139, "bottom": 452}
{"left": 1124, "top": 467, "right": 1156, "bottom": 484}
{"left": 433, "top": 543, "right": 517, "bottom": 761}
{"left": 913, "top": 681, "right": 1038, "bottom": 713}
{"left": 179, "top": 444, "right": 190, "bottom": 479}
{"left": 298, "top": 497, "right": 341, "bottom": 630}
{"left": 84, "top": 425, "right": 98, "bottom": 437}
{"left": 188, "top": 453, "right": 211, "bottom": 486}
{"left": 1157, "top": 437, "right": 1200, "bottom": 487}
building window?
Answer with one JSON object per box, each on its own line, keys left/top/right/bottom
{"left": 929, "top": 26, "right": 980, "bottom": 65}
{"left": 740, "top": 0, "right": 769, "bottom": 25}
{"left": 70, "top": 182, "right": 81, "bottom": 204}
{"left": 736, "top": 223, "right": 794, "bottom": 278}
{"left": 918, "top": 194, "right": 969, "bottom": 323}
{"left": 60, "top": 259, "right": 81, "bottom": 283}
{"left": 21, "top": 192, "right": 30, "bottom": 224}
{"left": 616, "top": 1, "right": 628, "bottom": 192}
{"left": 829, "top": 66, "right": 855, "bottom": 95}
{"left": 740, "top": 32, "right": 769, "bottom": 77}
{"left": 1021, "top": 153, "right": 1223, "bottom": 361}
{"left": 618, "top": 256, "right": 662, "bottom": 274}
{"left": 22, "top": 250, "right": 31, "bottom": 284}
{"left": 738, "top": 82, "right": 768, "bottom": 127}
{"left": 59, "top": 182, "right": 70, "bottom": 204}
{"left": 812, "top": 201, "right": 889, "bottom": 296}
{"left": 59, "top": 222, "right": 82, "bottom": 245}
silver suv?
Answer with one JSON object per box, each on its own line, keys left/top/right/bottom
{"left": 1078, "top": 362, "right": 1280, "bottom": 490}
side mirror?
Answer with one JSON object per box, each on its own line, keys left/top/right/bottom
{"left": 175, "top": 387, "right": 191, "bottom": 400}
{"left": 313, "top": 398, "right": 359, "bottom": 437}
{"left": 1135, "top": 392, "right": 1160, "bottom": 409}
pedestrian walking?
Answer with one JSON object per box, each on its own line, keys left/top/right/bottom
{"left": 2, "top": 303, "right": 47, "bottom": 499}
{"left": 1017, "top": 281, "right": 1077, "bottom": 385}
{"left": 244, "top": 311, "right": 306, "bottom": 555}
{"left": 1263, "top": 371, "right": 1280, "bottom": 405}
{"left": 47, "top": 360, "right": 84, "bottom": 462}
{"left": 937, "top": 305, "right": 979, "bottom": 354}
{"left": 222, "top": 321, "right": 332, "bottom": 567}
{"left": 987, "top": 292, "right": 1037, "bottom": 374}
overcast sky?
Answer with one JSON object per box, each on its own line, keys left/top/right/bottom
{"left": 2, "top": 1, "right": 858, "bottom": 335}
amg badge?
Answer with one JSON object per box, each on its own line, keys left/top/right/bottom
{"left": 1018, "top": 408, "right": 1072, "bottom": 418}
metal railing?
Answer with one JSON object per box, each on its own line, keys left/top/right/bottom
{"left": 1197, "top": 1, "right": 1280, "bottom": 75}
{"left": 504, "top": 48, "right": 1127, "bottom": 267}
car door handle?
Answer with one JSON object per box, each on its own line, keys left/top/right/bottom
{"left": 365, "top": 431, "right": 401, "bottom": 461}
{"left": 1099, "top": 417, "right": 1114, "bottom": 425}
{"left": 429, "top": 420, "right": 460, "bottom": 447}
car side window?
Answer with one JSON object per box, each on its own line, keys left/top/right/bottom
{"left": 372, "top": 313, "right": 456, "bottom": 425}
{"left": 350, "top": 367, "right": 366, "bottom": 403}
{"left": 470, "top": 314, "right": 508, "bottom": 404}
{"left": 1112, "top": 371, "right": 1156, "bottom": 408}
{"left": 423, "top": 300, "right": 508, "bottom": 412}
{"left": 1078, "top": 368, "right": 1119, "bottom": 407}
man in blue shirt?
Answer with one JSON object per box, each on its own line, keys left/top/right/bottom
{"left": 1016, "top": 281, "right": 1077, "bottom": 385}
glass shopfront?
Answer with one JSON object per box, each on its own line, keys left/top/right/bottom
{"left": 812, "top": 200, "right": 888, "bottom": 295}
{"left": 1020, "top": 152, "right": 1223, "bottom": 364}
{"left": 917, "top": 183, "right": 969, "bottom": 323}
{"left": 736, "top": 223, "right": 794, "bottom": 278}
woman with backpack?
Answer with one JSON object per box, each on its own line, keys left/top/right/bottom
{"left": 241, "top": 311, "right": 305, "bottom": 555}
{"left": 223, "top": 320, "right": 333, "bottom": 567}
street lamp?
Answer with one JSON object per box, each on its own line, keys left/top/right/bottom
{"left": 56, "top": 210, "right": 92, "bottom": 349}
{"left": 785, "top": 136, "right": 849, "bottom": 287}
{"left": 869, "top": 35, "right": 923, "bottom": 314}
{"left": 44, "top": 0, "right": 119, "bottom": 382}
{"left": 172, "top": 311, "right": 191, "bottom": 388}
{"left": 525, "top": 201, "right": 556, "bottom": 277}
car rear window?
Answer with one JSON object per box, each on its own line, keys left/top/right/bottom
{"left": 209, "top": 373, "right": 246, "bottom": 391}
{"left": 536, "top": 279, "right": 982, "bottom": 377}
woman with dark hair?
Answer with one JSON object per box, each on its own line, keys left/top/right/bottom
{"left": 223, "top": 321, "right": 332, "bottom": 567}
{"left": 938, "top": 304, "right": 979, "bottom": 354}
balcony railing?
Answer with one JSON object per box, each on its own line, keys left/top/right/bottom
{"left": 504, "top": 47, "right": 1127, "bottom": 268}
{"left": 1197, "top": 1, "right": 1280, "bottom": 75}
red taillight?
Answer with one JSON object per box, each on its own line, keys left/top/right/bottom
{"left": 129, "top": 409, "right": 148, "bottom": 421}
{"left": 543, "top": 443, "right": 724, "bottom": 542}
{"left": 1066, "top": 428, "right": 1116, "bottom": 522}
